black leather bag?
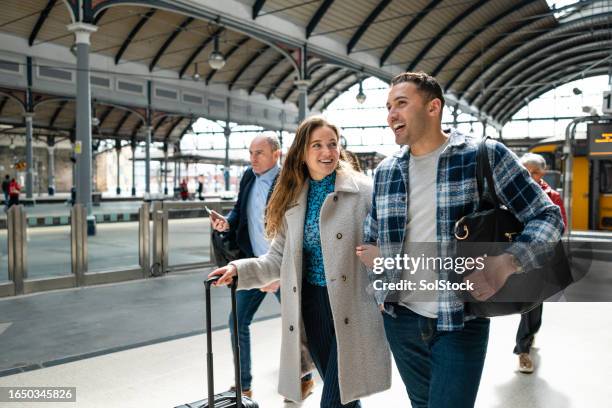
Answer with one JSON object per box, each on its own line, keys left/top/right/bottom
{"left": 211, "top": 229, "right": 240, "bottom": 268}
{"left": 453, "top": 138, "right": 573, "bottom": 317}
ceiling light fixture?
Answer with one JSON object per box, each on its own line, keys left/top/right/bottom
{"left": 356, "top": 79, "right": 366, "bottom": 104}
{"left": 208, "top": 36, "right": 225, "bottom": 70}
{"left": 193, "top": 62, "right": 201, "bottom": 81}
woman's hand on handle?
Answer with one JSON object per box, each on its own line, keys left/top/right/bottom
{"left": 208, "top": 264, "right": 237, "bottom": 286}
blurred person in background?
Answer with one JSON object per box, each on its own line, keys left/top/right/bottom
{"left": 514, "top": 153, "right": 567, "bottom": 374}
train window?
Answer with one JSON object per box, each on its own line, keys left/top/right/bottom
{"left": 601, "top": 161, "right": 612, "bottom": 193}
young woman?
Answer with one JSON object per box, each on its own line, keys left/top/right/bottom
{"left": 209, "top": 116, "right": 390, "bottom": 407}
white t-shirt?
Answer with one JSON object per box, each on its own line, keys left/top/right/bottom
{"left": 399, "top": 139, "right": 450, "bottom": 318}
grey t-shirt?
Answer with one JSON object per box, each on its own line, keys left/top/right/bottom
{"left": 399, "top": 139, "right": 450, "bottom": 318}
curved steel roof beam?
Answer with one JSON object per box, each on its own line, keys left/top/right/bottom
{"left": 29, "top": 0, "right": 57, "bottom": 46}
{"left": 281, "top": 65, "right": 326, "bottom": 104}
{"left": 309, "top": 71, "right": 355, "bottom": 110}
{"left": 166, "top": 116, "right": 184, "bottom": 140}
{"left": 253, "top": 0, "right": 267, "bottom": 19}
{"left": 115, "top": 9, "right": 156, "bottom": 65}
{"left": 266, "top": 66, "right": 295, "bottom": 99}
{"left": 228, "top": 45, "right": 270, "bottom": 91}
{"left": 380, "top": 0, "right": 442, "bottom": 67}
{"left": 477, "top": 26, "right": 612, "bottom": 110}
{"left": 0, "top": 91, "right": 25, "bottom": 114}
{"left": 347, "top": 0, "right": 391, "bottom": 54}
{"left": 498, "top": 66, "right": 608, "bottom": 124}
{"left": 495, "top": 54, "right": 611, "bottom": 123}
{"left": 153, "top": 115, "right": 168, "bottom": 133}
{"left": 321, "top": 78, "right": 360, "bottom": 111}
{"left": 407, "top": 0, "right": 492, "bottom": 72}
{"left": 94, "top": 0, "right": 307, "bottom": 76}
{"left": 281, "top": 85, "right": 296, "bottom": 104}
{"left": 492, "top": 50, "right": 610, "bottom": 119}
{"left": 465, "top": 12, "right": 612, "bottom": 104}
{"left": 432, "top": 0, "right": 537, "bottom": 77}
{"left": 114, "top": 111, "right": 132, "bottom": 136}
{"left": 454, "top": 1, "right": 604, "bottom": 96}
{"left": 309, "top": 67, "right": 343, "bottom": 95}
{"left": 445, "top": 15, "right": 545, "bottom": 93}
{"left": 131, "top": 121, "right": 143, "bottom": 138}
{"left": 178, "top": 27, "right": 224, "bottom": 78}
{"left": 97, "top": 105, "right": 114, "bottom": 128}
{"left": 48, "top": 100, "right": 68, "bottom": 128}
{"left": 33, "top": 96, "right": 75, "bottom": 110}
{"left": 149, "top": 16, "right": 194, "bottom": 72}
{"left": 0, "top": 97, "right": 8, "bottom": 116}
{"left": 178, "top": 117, "right": 194, "bottom": 140}
{"left": 482, "top": 35, "right": 611, "bottom": 113}
{"left": 282, "top": 65, "right": 336, "bottom": 104}
{"left": 93, "top": 9, "right": 107, "bottom": 25}
{"left": 493, "top": 51, "right": 610, "bottom": 121}
{"left": 248, "top": 55, "right": 286, "bottom": 95}
{"left": 206, "top": 36, "right": 251, "bottom": 85}
{"left": 306, "top": 0, "right": 335, "bottom": 38}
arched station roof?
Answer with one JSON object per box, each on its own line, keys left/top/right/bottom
{"left": 0, "top": 0, "right": 608, "bottom": 143}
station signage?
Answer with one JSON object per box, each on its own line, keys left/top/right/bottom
{"left": 588, "top": 123, "right": 612, "bottom": 159}
{"left": 604, "top": 91, "right": 612, "bottom": 114}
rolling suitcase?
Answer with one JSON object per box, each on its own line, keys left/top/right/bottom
{"left": 175, "top": 276, "right": 258, "bottom": 408}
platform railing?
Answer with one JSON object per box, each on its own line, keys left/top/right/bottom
{"left": 0, "top": 199, "right": 234, "bottom": 297}
{"left": 151, "top": 200, "right": 234, "bottom": 275}
{"left": 3, "top": 205, "right": 26, "bottom": 296}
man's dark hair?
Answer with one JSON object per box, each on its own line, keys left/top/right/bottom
{"left": 391, "top": 71, "right": 445, "bottom": 111}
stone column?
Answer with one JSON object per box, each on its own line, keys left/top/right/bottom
{"left": 295, "top": 79, "right": 311, "bottom": 123}
{"left": 67, "top": 22, "right": 98, "bottom": 229}
{"left": 24, "top": 113, "right": 34, "bottom": 198}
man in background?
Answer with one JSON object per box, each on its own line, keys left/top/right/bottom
{"left": 514, "top": 153, "right": 567, "bottom": 373}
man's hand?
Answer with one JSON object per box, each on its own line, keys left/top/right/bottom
{"left": 463, "top": 253, "right": 518, "bottom": 301}
{"left": 356, "top": 244, "right": 380, "bottom": 268}
{"left": 208, "top": 264, "right": 237, "bottom": 286}
{"left": 209, "top": 209, "right": 230, "bottom": 232}
{"left": 260, "top": 280, "right": 280, "bottom": 293}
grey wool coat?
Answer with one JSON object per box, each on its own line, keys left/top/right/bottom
{"left": 231, "top": 170, "right": 391, "bottom": 404}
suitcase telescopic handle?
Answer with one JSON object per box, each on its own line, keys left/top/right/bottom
{"left": 204, "top": 275, "right": 242, "bottom": 408}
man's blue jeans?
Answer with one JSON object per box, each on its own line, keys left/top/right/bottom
{"left": 229, "top": 288, "right": 281, "bottom": 390}
{"left": 383, "top": 305, "right": 490, "bottom": 408}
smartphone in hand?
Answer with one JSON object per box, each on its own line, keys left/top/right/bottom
{"left": 205, "top": 206, "right": 224, "bottom": 221}
{"left": 206, "top": 206, "right": 229, "bottom": 232}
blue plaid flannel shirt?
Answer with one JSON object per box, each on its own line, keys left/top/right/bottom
{"left": 363, "top": 130, "right": 563, "bottom": 331}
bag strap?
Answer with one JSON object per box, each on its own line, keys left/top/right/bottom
{"left": 476, "top": 136, "right": 500, "bottom": 207}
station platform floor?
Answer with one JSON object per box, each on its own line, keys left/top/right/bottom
{"left": 0, "top": 269, "right": 611, "bottom": 407}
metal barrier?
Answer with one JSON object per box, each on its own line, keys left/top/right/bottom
{"left": 0, "top": 199, "right": 235, "bottom": 297}
{"left": 151, "top": 200, "right": 165, "bottom": 277}
{"left": 139, "top": 202, "right": 150, "bottom": 278}
{"left": 3, "top": 205, "right": 26, "bottom": 295}
{"left": 151, "top": 200, "right": 234, "bottom": 275}
{"left": 71, "top": 204, "right": 87, "bottom": 285}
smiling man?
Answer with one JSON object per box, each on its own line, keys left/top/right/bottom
{"left": 362, "top": 72, "right": 564, "bottom": 408}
